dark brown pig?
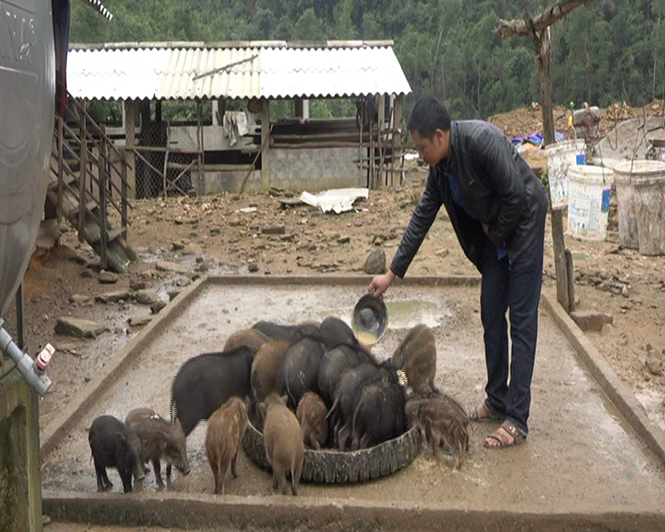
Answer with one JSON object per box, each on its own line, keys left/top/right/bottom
{"left": 275, "top": 335, "right": 325, "bottom": 409}
{"left": 317, "top": 343, "right": 376, "bottom": 407}
{"left": 296, "top": 392, "right": 328, "bottom": 450}
{"left": 170, "top": 345, "right": 256, "bottom": 436}
{"left": 250, "top": 340, "right": 290, "bottom": 428}
{"left": 263, "top": 393, "right": 304, "bottom": 496}
{"left": 391, "top": 324, "right": 437, "bottom": 395}
{"left": 251, "top": 321, "right": 321, "bottom": 342}
{"left": 205, "top": 396, "right": 248, "bottom": 495}
{"left": 88, "top": 415, "right": 142, "bottom": 493}
{"left": 405, "top": 393, "right": 469, "bottom": 469}
{"left": 224, "top": 328, "right": 268, "bottom": 352}
{"left": 125, "top": 408, "right": 190, "bottom": 489}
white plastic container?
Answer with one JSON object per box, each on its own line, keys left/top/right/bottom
{"left": 546, "top": 140, "right": 586, "bottom": 210}
{"left": 567, "top": 165, "right": 613, "bottom": 241}
{"left": 612, "top": 160, "right": 665, "bottom": 253}
{"left": 614, "top": 161, "right": 665, "bottom": 255}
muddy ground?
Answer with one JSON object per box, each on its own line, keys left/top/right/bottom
{"left": 4, "top": 161, "right": 663, "bottom": 435}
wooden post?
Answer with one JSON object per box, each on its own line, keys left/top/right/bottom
{"left": 565, "top": 249, "right": 575, "bottom": 312}
{"left": 78, "top": 103, "right": 88, "bottom": 242}
{"left": 197, "top": 102, "right": 203, "bottom": 193}
{"left": 531, "top": 26, "right": 570, "bottom": 312}
{"left": 57, "top": 115, "right": 64, "bottom": 222}
{"left": 124, "top": 100, "right": 136, "bottom": 199}
{"left": 261, "top": 99, "right": 271, "bottom": 192}
{"left": 98, "top": 136, "right": 108, "bottom": 270}
{"left": 378, "top": 94, "right": 385, "bottom": 187}
{"left": 163, "top": 121, "right": 170, "bottom": 200}
{"left": 394, "top": 95, "right": 404, "bottom": 185}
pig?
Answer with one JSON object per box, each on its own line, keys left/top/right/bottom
{"left": 223, "top": 328, "right": 268, "bottom": 353}
{"left": 391, "top": 324, "right": 437, "bottom": 395}
{"left": 275, "top": 336, "right": 325, "bottom": 409}
{"left": 251, "top": 321, "right": 322, "bottom": 343}
{"left": 125, "top": 408, "right": 190, "bottom": 489}
{"left": 350, "top": 377, "right": 406, "bottom": 450}
{"left": 405, "top": 393, "right": 470, "bottom": 469}
{"left": 317, "top": 343, "right": 376, "bottom": 407}
{"left": 319, "top": 316, "right": 358, "bottom": 349}
{"left": 296, "top": 392, "right": 328, "bottom": 450}
{"left": 263, "top": 393, "right": 304, "bottom": 496}
{"left": 170, "top": 345, "right": 256, "bottom": 436}
{"left": 88, "top": 415, "right": 142, "bottom": 493}
{"left": 205, "top": 396, "right": 249, "bottom": 495}
{"left": 328, "top": 362, "right": 390, "bottom": 451}
{"left": 250, "top": 340, "right": 290, "bottom": 428}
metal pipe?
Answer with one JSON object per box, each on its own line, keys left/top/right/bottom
{"left": 0, "top": 319, "right": 53, "bottom": 396}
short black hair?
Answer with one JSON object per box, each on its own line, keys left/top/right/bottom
{"left": 407, "top": 96, "right": 451, "bottom": 139}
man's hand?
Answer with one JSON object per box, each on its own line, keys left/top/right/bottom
{"left": 369, "top": 270, "right": 396, "bottom": 298}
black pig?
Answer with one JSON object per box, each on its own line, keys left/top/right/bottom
{"left": 88, "top": 415, "right": 142, "bottom": 493}
{"left": 170, "top": 345, "right": 256, "bottom": 436}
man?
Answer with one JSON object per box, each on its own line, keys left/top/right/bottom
{"left": 369, "top": 96, "right": 547, "bottom": 448}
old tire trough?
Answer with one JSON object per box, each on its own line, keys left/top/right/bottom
{"left": 242, "top": 420, "right": 422, "bottom": 484}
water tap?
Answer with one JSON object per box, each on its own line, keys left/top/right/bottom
{"left": 0, "top": 318, "right": 53, "bottom": 396}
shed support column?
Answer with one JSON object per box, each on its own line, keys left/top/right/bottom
{"left": 394, "top": 95, "right": 404, "bottom": 185}
{"left": 261, "top": 100, "right": 271, "bottom": 192}
{"left": 124, "top": 100, "right": 136, "bottom": 199}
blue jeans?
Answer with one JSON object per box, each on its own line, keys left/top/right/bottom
{"left": 480, "top": 226, "right": 545, "bottom": 434}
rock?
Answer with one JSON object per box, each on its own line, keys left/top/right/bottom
{"left": 129, "top": 279, "right": 146, "bottom": 291}
{"left": 621, "top": 285, "right": 629, "bottom": 297}
{"left": 69, "top": 294, "right": 91, "bottom": 305}
{"left": 150, "top": 300, "right": 167, "bottom": 314}
{"left": 182, "top": 242, "right": 204, "bottom": 256}
{"left": 645, "top": 345, "right": 663, "bottom": 376}
{"left": 363, "top": 249, "right": 386, "bottom": 275}
{"left": 569, "top": 310, "right": 613, "bottom": 332}
{"left": 338, "top": 236, "right": 351, "bottom": 244}
{"left": 98, "top": 271, "right": 119, "bottom": 284}
{"left": 129, "top": 315, "right": 152, "bottom": 327}
{"left": 80, "top": 269, "right": 94, "bottom": 278}
{"left": 210, "top": 228, "right": 221, "bottom": 236}
{"left": 248, "top": 263, "right": 259, "bottom": 273}
{"left": 55, "top": 317, "right": 108, "bottom": 339}
{"left": 95, "top": 291, "right": 131, "bottom": 304}
{"left": 156, "top": 261, "right": 188, "bottom": 274}
{"left": 167, "top": 289, "right": 182, "bottom": 301}
{"left": 172, "top": 241, "right": 185, "bottom": 251}
{"left": 261, "top": 225, "right": 286, "bottom": 235}
{"left": 72, "top": 254, "right": 88, "bottom": 266}
{"left": 134, "top": 289, "right": 162, "bottom": 306}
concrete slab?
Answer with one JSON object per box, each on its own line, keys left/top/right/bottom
{"left": 40, "top": 276, "right": 665, "bottom": 530}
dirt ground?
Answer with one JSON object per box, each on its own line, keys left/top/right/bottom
{"left": 2, "top": 157, "right": 665, "bottom": 436}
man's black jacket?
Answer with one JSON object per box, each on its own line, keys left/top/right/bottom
{"left": 391, "top": 120, "right": 548, "bottom": 276}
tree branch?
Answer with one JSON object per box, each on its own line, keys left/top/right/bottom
{"left": 496, "top": 0, "right": 593, "bottom": 40}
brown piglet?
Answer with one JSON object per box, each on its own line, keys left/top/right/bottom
{"left": 296, "top": 391, "right": 328, "bottom": 450}
{"left": 205, "top": 396, "right": 248, "bottom": 495}
{"left": 263, "top": 393, "right": 304, "bottom": 496}
{"left": 391, "top": 324, "right": 437, "bottom": 395}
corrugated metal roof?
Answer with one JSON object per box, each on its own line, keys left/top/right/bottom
{"left": 67, "top": 43, "right": 412, "bottom": 101}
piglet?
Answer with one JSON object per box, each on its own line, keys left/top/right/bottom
{"left": 296, "top": 392, "right": 328, "bottom": 450}
{"left": 205, "top": 396, "right": 248, "bottom": 495}
{"left": 88, "top": 415, "right": 142, "bottom": 493}
{"left": 263, "top": 393, "right": 304, "bottom": 496}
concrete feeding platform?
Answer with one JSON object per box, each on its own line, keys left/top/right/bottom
{"left": 40, "top": 276, "right": 665, "bottom": 531}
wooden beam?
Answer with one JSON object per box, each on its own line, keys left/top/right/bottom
{"left": 261, "top": 100, "right": 271, "bottom": 192}
{"left": 497, "top": 0, "right": 592, "bottom": 40}
{"left": 394, "top": 95, "right": 404, "bottom": 185}
{"left": 124, "top": 100, "right": 136, "bottom": 199}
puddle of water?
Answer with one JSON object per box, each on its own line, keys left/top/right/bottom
{"left": 311, "top": 299, "right": 450, "bottom": 331}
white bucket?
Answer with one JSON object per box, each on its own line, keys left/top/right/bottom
{"left": 612, "top": 160, "right": 665, "bottom": 252}
{"left": 567, "top": 165, "right": 613, "bottom": 241}
{"left": 546, "top": 140, "right": 586, "bottom": 209}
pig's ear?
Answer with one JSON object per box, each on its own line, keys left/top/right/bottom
{"left": 174, "top": 418, "right": 184, "bottom": 434}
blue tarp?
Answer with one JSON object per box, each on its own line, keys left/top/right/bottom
{"left": 512, "top": 131, "right": 566, "bottom": 146}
